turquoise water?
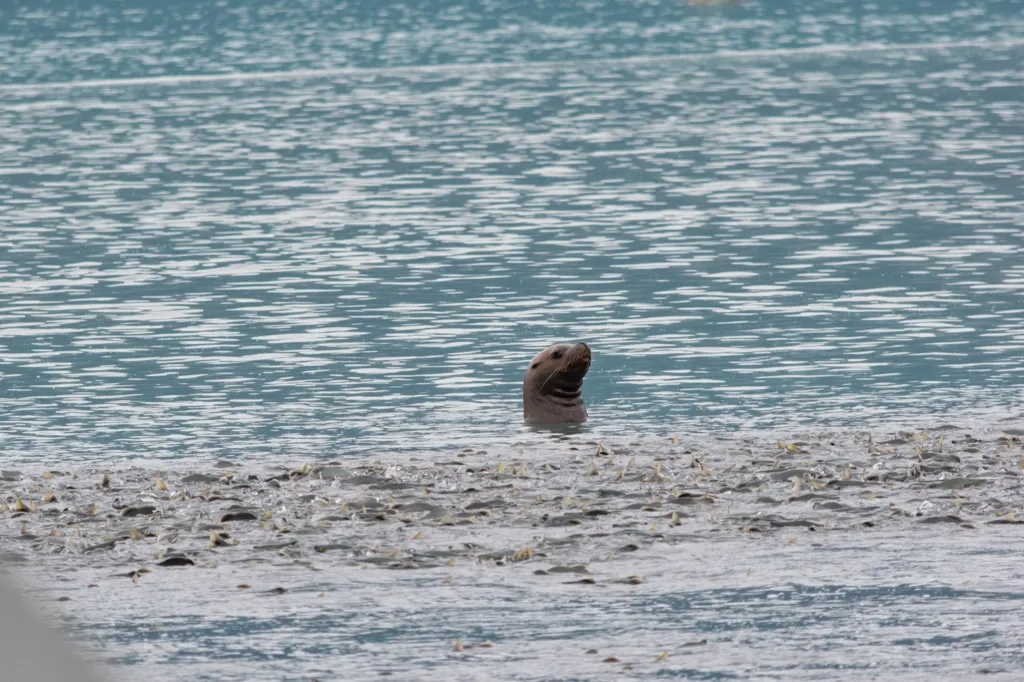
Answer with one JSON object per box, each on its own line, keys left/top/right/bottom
{"left": 2, "top": 3, "right": 1024, "bottom": 680}
{"left": 1, "top": 1, "right": 1023, "bottom": 463}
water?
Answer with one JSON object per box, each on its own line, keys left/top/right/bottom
{"left": 2, "top": 0, "right": 1023, "bottom": 463}
{"left": 1, "top": 0, "right": 1023, "bottom": 679}
{"left": 6, "top": 431, "right": 1024, "bottom": 682}
{"left": 52, "top": 531, "right": 1024, "bottom": 681}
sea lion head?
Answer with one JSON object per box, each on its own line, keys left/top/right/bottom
{"left": 522, "top": 342, "right": 591, "bottom": 424}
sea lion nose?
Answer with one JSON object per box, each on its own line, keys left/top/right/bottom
{"left": 576, "top": 342, "right": 591, "bottom": 358}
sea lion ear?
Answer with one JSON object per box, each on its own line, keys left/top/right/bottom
{"left": 531, "top": 362, "right": 540, "bottom": 369}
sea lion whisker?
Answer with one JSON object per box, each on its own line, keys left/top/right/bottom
{"left": 537, "top": 348, "right": 587, "bottom": 393}
{"left": 537, "top": 365, "right": 566, "bottom": 393}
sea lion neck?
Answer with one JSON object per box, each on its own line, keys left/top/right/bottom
{"left": 545, "top": 373, "right": 584, "bottom": 396}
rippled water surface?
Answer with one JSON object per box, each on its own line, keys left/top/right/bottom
{"left": 2, "top": 1, "right": 1023, "bottom": 463}
{"left": 1, "top": 1, "right": 1024, "bottom": 680}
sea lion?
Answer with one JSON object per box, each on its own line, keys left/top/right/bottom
{"left": 523, "top": 342, "right": 591, "bottom": 424}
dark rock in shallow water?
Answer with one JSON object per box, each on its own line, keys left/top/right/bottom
{"left": 918, "top": 515, "right": 966, "bottom": 524}
{"left": 121, "top": 505, "right": 158, "bottom": 517}
{"left": 255, "top": 540, "right": 298, "bottom": 551}
{"left": 568, "top": 578, "right": 598, "bottom": 585}
{"left": 203, "top": 493, "right": 241, "bottom": 502}
{"left": 84, "top": 538, "right": 124, "bottom": 553}
{"left": 928, "top": 478, "right": 987, "bottom": 490}
{"left": 670, "top": 491, "right": 715, "bottom": 505}
{"left": 768, "top": 468, "right": 818, "bottom": 481}
{"left": 220, "top": 510, "right": 259, "bottom": 522}
{"left": 788, "top": 493, "right": 836, "bottom": 503}
{"left": 544, "top": 512, "right": 587, "bottom": 527}
{"left": 463, "top": 498, "right": 507, "bottom": 511}
{"left": 158, "top": 554, "right": 196, "bottom": 567}
{"left": 397, "top": 500, "right": 446, "bottom": 514}
{"left": 182, "top": 473, "right": 220, "bottom": 484}
{"left": 762, "top": 515, "right": 819, "bottom": 529}
{"left": 313, "top": 543, "right": 356, "bottom": 553}
{"left": 912, "top": 462, "right": 960, "bottom": 477}
{"left": 918, "top": 451, "right": 962, "bottom": 463}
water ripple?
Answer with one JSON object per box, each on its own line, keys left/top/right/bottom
{"left": 1, "top": 7, "right": 1023, "bottom": 463}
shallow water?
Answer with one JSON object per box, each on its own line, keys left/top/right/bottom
{"left": 5, "top": 427, "right": 1024, "bottom": 681}
{"left": 2, "top": 0, "right": 1024, "bottom": 680}
{"left": 34, "top": 533, "right": 1024, "bottom": 682}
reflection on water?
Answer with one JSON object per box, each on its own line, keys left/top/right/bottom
{"left": 1, "top": 1, "right": 1022, "bottom": 464}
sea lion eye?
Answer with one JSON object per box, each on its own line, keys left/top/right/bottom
{"left": 551, "top": 350, "right": 563, "bottom": 359}
{"left": 531, "top": 362, "right": 540, "bottom": 369}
